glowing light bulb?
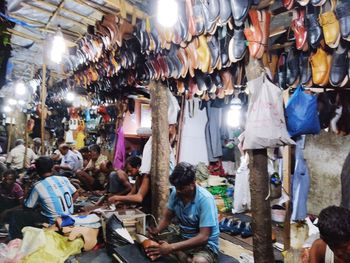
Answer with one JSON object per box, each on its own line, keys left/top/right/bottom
{"left": 157, "top": 0, "right": 178, "bottom": 27}
{"left": 15, "top": 82, "right": 26, "bottom": 95}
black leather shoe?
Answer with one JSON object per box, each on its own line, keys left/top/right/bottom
{"left": 330, "top": 41, "right": 349, "bottom": 87}
{"left": 306, "top": 5, "right": 323, "bottom": 49}
{"left": 193, "top": 0, "right": 205, "bottom": 35}
{"left": 202, "top": 0, "right": 219, "bottom": 33}
{"left": 299, "top": 51, "right": 312, "bottom": 86}
{"left": 229, "top": 26, "right": 246, "bottom": 63}
{"left": 335, "top": 0, "right": 350, "bottom": 41}
{"left": 286, "top": 47, "right": 300, "bottom": 86}
{"left": 218, "top": 26, "right": 230, "bottom": 67}
{"left": 196, "top": 71, "right": 209, "bottom": 92}
{"left": 177, "top": 0, "right": 189, "bottom": 42}
{"left": 277, "top": 52, "right": 287, "bottom": 89}
{"left": 212, "top": 71, "right": 223, "bottom": 88}
{"left": 208, "top": 36, "right": 220, "bottom": 70}
{"left": 219, "top": 0, "right": 232, "bottom": 25}
{"left": 230, "top": 0, "right": 251, "bottom": 26}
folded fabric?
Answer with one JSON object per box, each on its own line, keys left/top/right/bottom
{"left": 22, "top": 229, "right": 83, "bottom": 263}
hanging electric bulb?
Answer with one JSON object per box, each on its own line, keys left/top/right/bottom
{"left": 3, "top": 105, "right": 11, "bottom": 113}
{"left": 66, "top": 91, "right": 75, "bottom": 102}
{"left": 8, "top": 98, "right": 17, "bottom": 106}
{"left": 50, "top": 27, "right": 66, "bottom": 64}
{"left": 18, "top": 100, "right": 26, "bottom": 106}
{"left": 227, "top": 97, "right": 242, "bottom": 128}
{"left": 15, "top": 81, "right": 26, "bottom": 95}
{"left": 157, "top": 0, "right": 178, "bottom": 27}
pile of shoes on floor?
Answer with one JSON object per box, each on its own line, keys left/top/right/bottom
{"left": 219, "top": 217, "right": 253, "bottom": 238}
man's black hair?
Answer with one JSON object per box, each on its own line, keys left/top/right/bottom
{"left": 35, "top": 156, "right": 54, "bottom": 176}
{"left": 79, "top": 146, "right": 90, "bottom": 154}
{"left": 318, "top": 206, "right": 350, "bottom": 247}
{"left": 169, "top": 162, "right": 196, "bottom": 187}
{"left": 89, "top": 144, "right": 101, "bottom": 154}
{"left": 3, "top": 169, "right": 16, "bottom": 178}
{"left": 126, "top": 156, "right": 141, "bottom": 168}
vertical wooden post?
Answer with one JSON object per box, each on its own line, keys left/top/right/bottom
{"left": 246, "top": 59, "right": 275, "bottom": 262}
{"left": 7, "top": 113, "right": 14, "bottom": 154}
{"left": 283, "top": 91, "right": 292, "bottom": 250}
{"left": 23, "top": 114, "right": 30, "bottom": 168}
{"left": 249, "top": 149, "right": 275, "bottom": 262}
{"left": 40, "top": 62, "right": 47, "bottom": 155}
{"left": 149, "top": 81, "right": 169, "bottom": 222}
{"left": 175, "top": 95, "right": 185, "bottom": 164}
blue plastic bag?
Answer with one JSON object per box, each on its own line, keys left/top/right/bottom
{"left": 286, "top": 86, "right": 321, "bottom": 137}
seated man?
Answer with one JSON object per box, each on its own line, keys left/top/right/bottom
{"left": 0, "top": 169, "right": 24, "bottom": 225}
{"left": 310, "top": 206, "right": 350, "bottom": 263}
{"left": 53, "top": 144, "right": 82, "bottom": 177}
{"left": 106, "top": 161, "right": 132, "bottom": 195}
{"left": 9, "top": 156, "right": 78, "bottom": 239}
{"left": 76, "top": 144, "right": 108, "bottom": 190}
{"left": 6, "top": 139, "right": 37, "bottom": 174}
{"left": 108, "top": 156, "right": 151, "bottom": 213}
{"left": 79, "top": 147, "right": 91, "bottom": 169}
{"left": 146, "top": 162, "right": 219, "bottom": 263}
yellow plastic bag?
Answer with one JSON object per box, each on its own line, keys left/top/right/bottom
{"left": 22, "top": 230, "right": 83, "bottom": 263}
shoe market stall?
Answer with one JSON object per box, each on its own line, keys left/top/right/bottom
{"left": 1, "top": 0, "right": 350, "bottom": 262}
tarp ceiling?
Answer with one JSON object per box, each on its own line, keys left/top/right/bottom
{"left": 4, "top": 0, "right": 148, "bottom": 83}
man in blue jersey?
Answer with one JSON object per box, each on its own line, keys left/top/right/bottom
{"left": 9, "top": 156, "right": 78, "bottom": 239}
{"left": 146, "top": 162, "right": 220, "bottom": 263}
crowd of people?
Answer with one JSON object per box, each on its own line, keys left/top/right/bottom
{"left": 1, "top": 137, "right": 350, "bottom": 263}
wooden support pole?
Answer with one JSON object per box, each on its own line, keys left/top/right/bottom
{"left": 246, "top": 59, "right": 275, "bottom": 263}
{"left": 7, "top": 113, "right": 14, "bottom": 154}
{"left": 175, "top": 95, "right": 185, "bottom": 164}
{"left": 23, "top": 114, "right": 30, "bottom": 168}
{"left": 149, "top": 81, "right": 169, "bottom": 222}
{"left": 40, "top": 61, "right": 47, "bottom": 156}
{"left": 283, "top": 90, "right": 292, "bottom": 250}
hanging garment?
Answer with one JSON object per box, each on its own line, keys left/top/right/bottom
{"left": 113, "top": 127, "right": 126, "bottom": 170}
{"left": 232, "top": 154, "right": 251, "bottom": 214}
{"left": 205, "top": 102, "right": 223, "bottom": 162}
{"left": 167, "top": 89, "right": 180, "bottom": 124}
{"left": 291, "top": 136, "right": 310, "bottom": 221}
{"left": 241, "top": 73, "right": 295, "bottom": 150}
{"left": 65, "top": 130, "right": 75, "bottom": 144}
{"left": 179, "top": 99, "right": 209, "bottom": 165}
{"left": 75, "top": 132, "right": 85, "bottom": 150}
{"left": 340, "top": 152, "right": 350, "bottom": 209}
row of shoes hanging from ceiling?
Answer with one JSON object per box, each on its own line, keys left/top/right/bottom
{"left": 274, "top": 0, "right": 350, "bottom": 89}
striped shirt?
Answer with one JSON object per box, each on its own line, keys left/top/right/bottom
{"left": 25, "top": 176, "right": 76, "bottom": 223}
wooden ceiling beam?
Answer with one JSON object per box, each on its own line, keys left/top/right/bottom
{"left": 72, "top": 0, "right": 117, "bottom": 15}
{"left": 5, "top": 28, "right": 44, "bottom": 43}
{"left": 34, "top": 0, "right": 96, "bottom": 25}
{"left": 45, "top": 0, "right": 66, "bottom": 29}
